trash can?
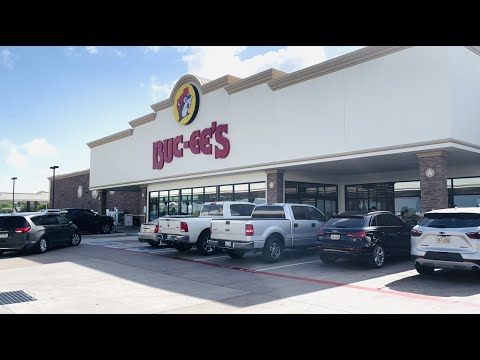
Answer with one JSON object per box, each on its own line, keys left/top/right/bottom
{"left": 124, "top": 214, "right": 133, "bottom": 227}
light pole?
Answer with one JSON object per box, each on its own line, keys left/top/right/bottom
{"left": 50, "top": 166, "right": 59, "bottom": 209}
{"left": 11, "top": 177, "right": 17, "bottom": 214}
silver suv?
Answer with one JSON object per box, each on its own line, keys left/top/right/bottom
{"left": 411, "top": 208, "right": 480, "bottom": 275}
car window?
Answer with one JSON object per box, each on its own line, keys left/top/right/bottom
{"left": 251, "top": 206, "right": 286, "bottom": 219}
{"left": 201, "top": 204, "right": 224, "bottom": 216}
{"left": 80, "top": 210, "right": 94, "bottom": 217}
{"left": 57, "top": 216, "right": 70, "bottom": 224}
{"left": 388, "top": 214, "right": 406, "bottom": 227}
{"left": 323, "top": 216, "right": 365, "bottom": 228}
{"left": 291, "top": 206, "right": 308, "bottom": 220}
{"left": 43, "top": 215, "right": 60, "bottom": 225}
{"left": 376, "top": 214, "right": 389, "bottom": 226}
{"left": 31, "top": 216, "right": 44, "bottom": 226}
{"left": 419, "top": 213, "right": 480, "bottom": 228}
{"left": 230, "top": 204, "right": 254, "bottom": 217}
{"left": 370, "top": 216, "right": 377, "bottom": 226}
{"left": 0, "top": 217, "right": 28, "bottom": 231}
{"left": 306, "top": 207, "right": 326, "bottom": 221}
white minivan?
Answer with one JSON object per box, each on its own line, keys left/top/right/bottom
{"left": 411, "top": 207, "right": 480, "bottom": 275}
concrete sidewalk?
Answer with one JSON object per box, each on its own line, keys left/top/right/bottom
{"left": 82, "top": 226, "right": 140, "bottom": 238}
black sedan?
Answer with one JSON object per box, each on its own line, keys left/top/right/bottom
{"left": 317, "top": 211, "right": 411, "bottom": 268}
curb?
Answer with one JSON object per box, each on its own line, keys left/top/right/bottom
{"left": 82, "top": 233, "right": 138, "bottom": 238}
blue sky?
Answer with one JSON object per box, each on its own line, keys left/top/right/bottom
{"left": 0, "top": 46, "right": 363, "bottom": 193}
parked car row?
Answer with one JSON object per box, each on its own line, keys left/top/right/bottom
{"left": 142, "top": 202, "right": 480, "bottom": 277}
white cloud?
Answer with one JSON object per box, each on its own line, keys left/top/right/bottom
{"left": 1, "top": 48, "right": 15, "bottom": 69}
{"left": 145, "top": 46, "right": 162, "bottom": 54}
{"left": 6, "top": 147, "right": 27, "bottom": 169}
{"left": 114, "top": 49, "right": 126, "bottom": 58}
{"left": 23, "top": 138, "right": 57, "bottom": 157}
{"left": 65, "top": 47, "right": 81, "bottom": 56}
{"left": 150, "top": 77, "right": 176, "bottom": 102}
{"left": 85, "top": 46, "right": 98, "bottom": 55}
{"left": 175, "top": 46, "right": 327, "bottom": 80}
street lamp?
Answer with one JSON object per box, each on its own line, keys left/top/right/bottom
{"left": 50, "top": 166, "right": 59, "bottom": 209}
{"left": 11, "top": 177, "right": 17, "bottom": 214}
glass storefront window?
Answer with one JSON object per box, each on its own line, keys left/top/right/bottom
{"left": 204, "top": 186, "right": 217, "bottom": 203}
{"left": 453, "top": 177, "right": 480, "bottom": 207}
{"left": 345, "top": 183, "right": 394, "bottom": 212}
{"left": 285, "top": 181, "right": 337, "bottom": 217}
{"left": 219, "top": 185, "right": 233, "bottom": 201}
{"left": 168, "top": 190, "right": 179, "bottom": 215}
{"left": 180, "top": 188, "right": 192, "bottom": 215}
{"left": 192, "top": 188, "right": 204, "bottom": 216}
{"left": 249, "top": 182, "right": 266, "bottom": 204}
{"left": 159, "top": 191, "right": 168, "bottom": 217}
{"left": 234, "top": 184, "right": 249, "bottom": 202}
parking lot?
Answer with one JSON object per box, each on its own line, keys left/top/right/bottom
{"left": 1, "top": 234, "right": 480, "bottom": 313}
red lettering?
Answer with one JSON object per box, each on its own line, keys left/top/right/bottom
{"left": 199, "top": 127, "right": 212, "bottom": 155}
{"left": 163, "top": 138, "right": 174, "bottom": 163}
{"left": 173, "top": 135, "right": 183, "bottom": 158}
{"left": 214, "top": 124, "right": 230, "bottom": 159}
{"left": 190, "top": 130, "right": 200, "bottom": 154}
{"left": 152, "top": 141, "right": 164, "bottom": 169}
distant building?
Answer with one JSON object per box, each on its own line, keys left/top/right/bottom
{"left": 48, "top": 169, "right": 144, "bottom": 225}
{"left": 0, "top": 191, "right": 49, "bottom": 213}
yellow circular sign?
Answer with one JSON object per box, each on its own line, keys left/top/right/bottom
{"left": 173, "top": 83, "right": 200, "bottom": 125}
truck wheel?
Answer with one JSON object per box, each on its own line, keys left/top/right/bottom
{"left": 226, "top": 249, "right": 246, "bottom": 259}
{"left": 262, "top": 237, "right": 284, "bottom": 263}
{"left": 148, "top": 241, "right": 160, "bottom": 247}
{"left": 415, "top": 262, "right": 435, "bottom": 275}
{"left": 196, "top": 231, "right": 217, "bottom": 255}
{"left": 174, "top": 244, "right": 192, "bottom": 252}
{"left": 319, "top": 253, "right": 337, "bottom": 264}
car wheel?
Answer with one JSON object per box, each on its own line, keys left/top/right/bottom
{"left": 196, "top": 231, "right": 216, "bottom": 255}
{"left": 100, "top": 224, "right": 111, "bottom": 234}
{"left": 70, "top": 232, "right": 82, "bottom": 246}
{"left": 173, "top": 244, "right": 192, "bottom": 253}
{"left": 368, "top": 244, "right": 385, "bottom": 268}
{"left": 36, "top": 238, "right": 49, "bottom": 254}
{"left": 148, "top": 241, "right": 160, "bottom": 247}
{"left": 415, "top": 262, "right": 435, "bottom": 275}
{"left": 319, "top": 253, "right": 337, "bottom": 264}
{"left": 262, "top": 237, "right": 284, "bottom": 263}
{"left": 226, "top": 249, "right": 246, "bottom": 259}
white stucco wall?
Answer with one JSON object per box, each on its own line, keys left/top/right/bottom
{"left": 90, "top": 46, "right": 480, "bottom": 189}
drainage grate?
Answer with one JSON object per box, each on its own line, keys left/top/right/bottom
{"left": 0, "top": 290, "right": 36, "bottom": 305}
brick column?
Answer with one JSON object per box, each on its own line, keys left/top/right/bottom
{"left": 417, "top": 151, "right": 448, "bottom": 212}
{"left": 266, "top": 170, "right": 284, "bottom": 203}
{"left": 140, "top": 186, "right": 148, "bottom": 223}
{"left": 100, "top": 190, "right": 107, "bottom": 215}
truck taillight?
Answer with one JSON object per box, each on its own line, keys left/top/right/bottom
{"left": 347, "top": 231, "right": 366, "bottom": 238}
{"left": 180, "top": 222, "right": 189, "bottom": 233}
{"left": 15, "top": 227, "right": 31, "bottom": 233}
{"left": 154, "top": 223, "right": 159, "bottom": 233}
{"left": 245, "top": 224, "right": 254, "bottom": 236}
{"left": 466, "top": 232, "right": 480, "bottom": 239}
{"left": 411, "top": 229, "right": 423, "bottom": 237}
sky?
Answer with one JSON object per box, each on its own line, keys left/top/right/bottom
{"left": 0, "top": 46, "right": 364, "bottom": 194}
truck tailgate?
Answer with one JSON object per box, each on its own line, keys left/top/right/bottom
{"left": 211, "top": 219, "right": 248, "bottom": 242}
{"left": 157, "top": 218, "right": 183, "bottom": 235}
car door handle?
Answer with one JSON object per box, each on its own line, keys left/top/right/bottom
{"left": 294, "top": 223, "right": 298, "bottom": 228}
{"left": 226, "top": 221, "right": 230, "bottom": 225}
{"left": 312, "top": 223, "right": 316, "bottom": 227}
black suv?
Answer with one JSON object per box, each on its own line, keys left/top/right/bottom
{"left": 317, "top": 211, "right": 411, "bottom": 268}
{"left": 60, "top": 209, "right": 114, "bottom": 234}
{"left": 0, "top": 212, "right": 81, "bottom": 255}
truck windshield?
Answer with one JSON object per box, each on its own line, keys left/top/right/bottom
{"left": 252, "top": 206, "right": 286, "bottom": 219}
{"left": 200, "top": 204, "right": 224, "bottom": 216}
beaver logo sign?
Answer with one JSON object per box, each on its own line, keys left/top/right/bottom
{"left": 173, "top": 83, "right": 200, "bottom": 125}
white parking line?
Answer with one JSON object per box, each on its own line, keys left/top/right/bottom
{"left": 256, "top": 260, "right": 322, "bottom": 272}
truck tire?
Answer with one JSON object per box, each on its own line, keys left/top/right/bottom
{"left": 148, "top": 241, "right": 160, "bottom": 247}
{"left": 226, "top": 249, "right": 246, "bottom": 259}
{"left": 196, "top": 231, "right": 217, "bottom": 255}
{"left": 319, "top": 253, "right": 337, "bottom": 264}
{"left": 174, "top": 244, "right": 192, "bottom": 252}
{"left": 262, "top": 237, "right": 284, "bottom": 263}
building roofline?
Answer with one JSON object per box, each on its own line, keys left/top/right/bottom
{"left": 48, "top": 169, "right": 90, "bottom": 181}
{"left": 87, "top": 128, "right": 134, "bottom": 148}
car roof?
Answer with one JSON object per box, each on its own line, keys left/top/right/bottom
{"left": 0, "top": 212, "right": 43, "bottom": 217}
{"left": 426, "top": 207, "right": 480, "bottom": 214}
{"left": 332, "top": 211, "right": 392, "bottom": 217}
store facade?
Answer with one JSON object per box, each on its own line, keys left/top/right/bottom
{"left": 88, "top": 46, "right": 480, "bottom": 222}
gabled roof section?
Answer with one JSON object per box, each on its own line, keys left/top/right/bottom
{"left": 87, "top": 128, "right": 134, "bottom": 148}
{"left": 225, "top": 69, "right": 287, "bottom": 94}
{"left": 129, "top": 113, "right": 156, "bottom": 128}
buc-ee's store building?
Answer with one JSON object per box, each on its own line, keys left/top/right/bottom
{"left": 88, "top": 46, "right": 480, "bottom": 222}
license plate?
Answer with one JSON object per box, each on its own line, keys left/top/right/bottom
{"left": 0, "top": 233, "right": 7, "bottom": 238}
{"left": 436, "top": 236, "right": 451, "bottom": 244}
{"left": 330, "top": 234, "right": 340, "bottom": 240}
{"left": 225, "top": 241, "right": 231, "bottom": 247}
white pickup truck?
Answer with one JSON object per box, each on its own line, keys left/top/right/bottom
{"left": 208, "top": 203, "right": 326, "bottom": 262}
{"left": 154, "top": 202, "right": 255, "bottom": 255}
